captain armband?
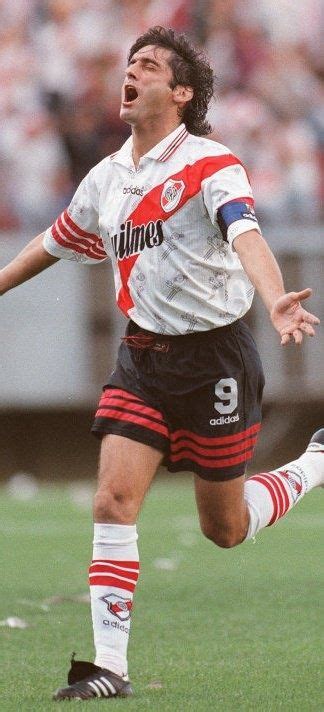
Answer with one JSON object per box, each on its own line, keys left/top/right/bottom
{"left": 217, "top": 200, "right": 259, "bottom": 242}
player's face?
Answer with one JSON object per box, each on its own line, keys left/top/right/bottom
{"left": 120, "top": 45, "right": 177, "bottom": 126}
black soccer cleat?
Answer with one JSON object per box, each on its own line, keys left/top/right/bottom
{"left": 53, "top": 654, "right": 133, "bottom": 701}
{"left": 307, "top": 429, "right": 324, "bottom": 451}
{"left": 307, "top": 429, "right": 324, "bottom": 488}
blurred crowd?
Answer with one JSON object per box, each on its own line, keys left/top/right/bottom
{"left": 1, "top": 0, "right": 323, "bottom": 232}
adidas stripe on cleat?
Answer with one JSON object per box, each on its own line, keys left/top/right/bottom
{"left": 53, "top": 655, "right": 133, "bottom": 701}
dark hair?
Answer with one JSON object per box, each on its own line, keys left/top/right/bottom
{"left": 128, "top": 26, "right": 215, "bottom": 136}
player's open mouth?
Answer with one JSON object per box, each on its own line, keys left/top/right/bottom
{"left": 123, "top": 85, "right": 139, "bottom": 105}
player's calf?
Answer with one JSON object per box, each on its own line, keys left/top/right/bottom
{"left": 195, "top": 473, "right": 250, "bottom": 548}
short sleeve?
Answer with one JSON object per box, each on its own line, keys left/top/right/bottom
{"left": 201, "top": 155, "right": 261, "bottom": 248}
{"left": 43, "top": 169, "right": 108, "bottom": 264}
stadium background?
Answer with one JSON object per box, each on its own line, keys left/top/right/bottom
{"left": 0, "top": 0, "right": 323, "bottom": 479}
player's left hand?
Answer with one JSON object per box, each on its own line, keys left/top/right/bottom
{"left": 270, "top": 288, "right": 320, "bottom": 345}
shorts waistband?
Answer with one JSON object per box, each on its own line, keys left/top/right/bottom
{"left": 124, "top": 319, "right": 241, "bottom": 350}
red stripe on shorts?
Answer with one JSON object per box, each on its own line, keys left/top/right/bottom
{"left": 102, "top": 389, "right": 142, "bottom": 403}
{"left": 95, "top": 408, "right": 169, "bottom": 437}
{"left": 170, "top": 448, "right": 254, "bottom": 469}
{"left": 169, "top": 424, "right": 260, "bottom": 469}
{"left": 170, "top": 423, "right": 261, "bottom": 447}
{"left": 171, "top": 434, "right": 258, "bottom": 457}
{"left": 95, "top": 389, "right": 169, "bottom": 438}
{"left": 100, "top": 391, "right": 165, "bottom": 422}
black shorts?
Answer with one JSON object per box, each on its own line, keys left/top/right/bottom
{"left": 91, "top": 319, "right": 265, "bottom": 481}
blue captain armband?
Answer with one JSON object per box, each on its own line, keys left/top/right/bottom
{"left": 217, "top": 200, "right": 258, "bottom": 241}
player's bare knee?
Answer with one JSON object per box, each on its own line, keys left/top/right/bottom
{"left": 93, "top": 486, "right": 136, "bottom": 524}
{"left": 216, "top": 529, "right": 246, "bottom": 548}
{"left": 200, "top": 520, "right": 246, "bottom": 549}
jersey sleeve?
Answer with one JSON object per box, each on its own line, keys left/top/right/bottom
{"left": 43, "top": 169, "right": 108, "bottom": 264}
{"left": 201, "top": 155, "right": 261, "bottom": 248}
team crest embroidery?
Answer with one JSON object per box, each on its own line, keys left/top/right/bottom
{"left": 161, "top": 179, "right": 185, "bottom": 213}
{"left": 100, "top": 593, "right": 132, "bottom": 621}
{"left": 278, "top": 469, "right": 303, "bottom": 502}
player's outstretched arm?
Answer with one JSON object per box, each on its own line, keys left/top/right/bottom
{"left": 0, "top": 233, "right": 59, "bottom": 296}
{"left": 234, "top": 229, "right": 320, "bottom": 345}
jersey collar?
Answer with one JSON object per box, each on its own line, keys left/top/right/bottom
{"left": 145, "top": 123, "right": 189, "bottom": 162}
{"left": 111, "top": 124, "right": 189, "bottom": 167}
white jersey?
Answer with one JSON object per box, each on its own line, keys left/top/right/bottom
{"left": 43, "top": 123, "right": 261, "bottom": 334}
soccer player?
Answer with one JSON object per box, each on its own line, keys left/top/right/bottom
{"left": 0, "top": 26, "right": 322, "bottom": 702}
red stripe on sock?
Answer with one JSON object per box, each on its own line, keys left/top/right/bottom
{"left": 89, "top": 564, "right": 139, "bottom": 581}
{"left": 263, "top": 472, "right": 292, "bottom": 520}
{"left": 89, "top": 575, "right": 136, "bottom": 592}
{"left": 268, "top": 473, "right": 290, "bottom": 514}
{"left": 249, "top": 474, "right": 280, "bottom": 525}
{"left": 249, "top": 471, "right": 292, "bottom": 525}
{"left": 262, "top": 474, "right": 285, "bottom": 522}
{"left": 91, "top": 560, "right": 139, "bottom": 569}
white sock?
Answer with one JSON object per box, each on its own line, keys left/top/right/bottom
{"left": 89, "top": 523, "right": 139, "bottom": 677}
{"left": 244, "top": 449, "right": 323, "bottom": 539}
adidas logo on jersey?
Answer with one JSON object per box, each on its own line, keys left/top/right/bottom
{"left": 123, "top": 186, "right": 144, "bottom": 196}
{"left": 111, "top": 219, "right": 164, "bottom": 260}
{"left": 210, "top": 414, "right": 240, "bottom": 426}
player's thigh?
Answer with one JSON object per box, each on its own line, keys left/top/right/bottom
{"left": 194, "top": 473, "right": 248, "bottom": 545}
{"left": 95, "top": 434, "right": 163, "bottom": 522}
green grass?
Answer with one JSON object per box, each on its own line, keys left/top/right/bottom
{"left": 0, "top": 477, "right": 323, "bottom": 711}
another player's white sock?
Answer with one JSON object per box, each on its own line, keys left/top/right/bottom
{"left": 89, "top": 523, "right": 139, "bottom": 677}
{"left": 244, "top": 449, "right": 323, "bottom": 539}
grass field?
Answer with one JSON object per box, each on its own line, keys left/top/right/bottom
{"left": 0, "top": 476, "right": 323, "bottom": 711}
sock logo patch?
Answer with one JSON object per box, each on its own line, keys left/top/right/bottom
{"left": 100, "top": 593, "right": 133, "bottom": 621}
{"left": 278, "top": 469, "right": 303, "bottom": 502}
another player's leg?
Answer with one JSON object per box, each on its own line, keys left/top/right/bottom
{"left": 53, "top": 435, "right": 163, "bottom": 701}
{"left": 195, "top": 429, "right": 324, "bottom": 548}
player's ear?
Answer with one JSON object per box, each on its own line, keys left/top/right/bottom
{"left": 173, "top": 85, "right": 193, "bottom": 107}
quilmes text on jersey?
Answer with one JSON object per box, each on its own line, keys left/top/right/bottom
{"left": 111, "top": 219, "right": 164, "bottom": 260}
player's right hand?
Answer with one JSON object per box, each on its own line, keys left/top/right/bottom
{"left": 270, "top": 288, "right": 320, "bottom": 345}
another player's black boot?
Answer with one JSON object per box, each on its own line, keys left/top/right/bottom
{"left": 53, "top": 654, "right": 133, "bottom": 701}
{"left": 307, "top": 429, "right": 324, "bottom": 451}
{"left": 307, "top": 429, "right": 324, "bottom": 488}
